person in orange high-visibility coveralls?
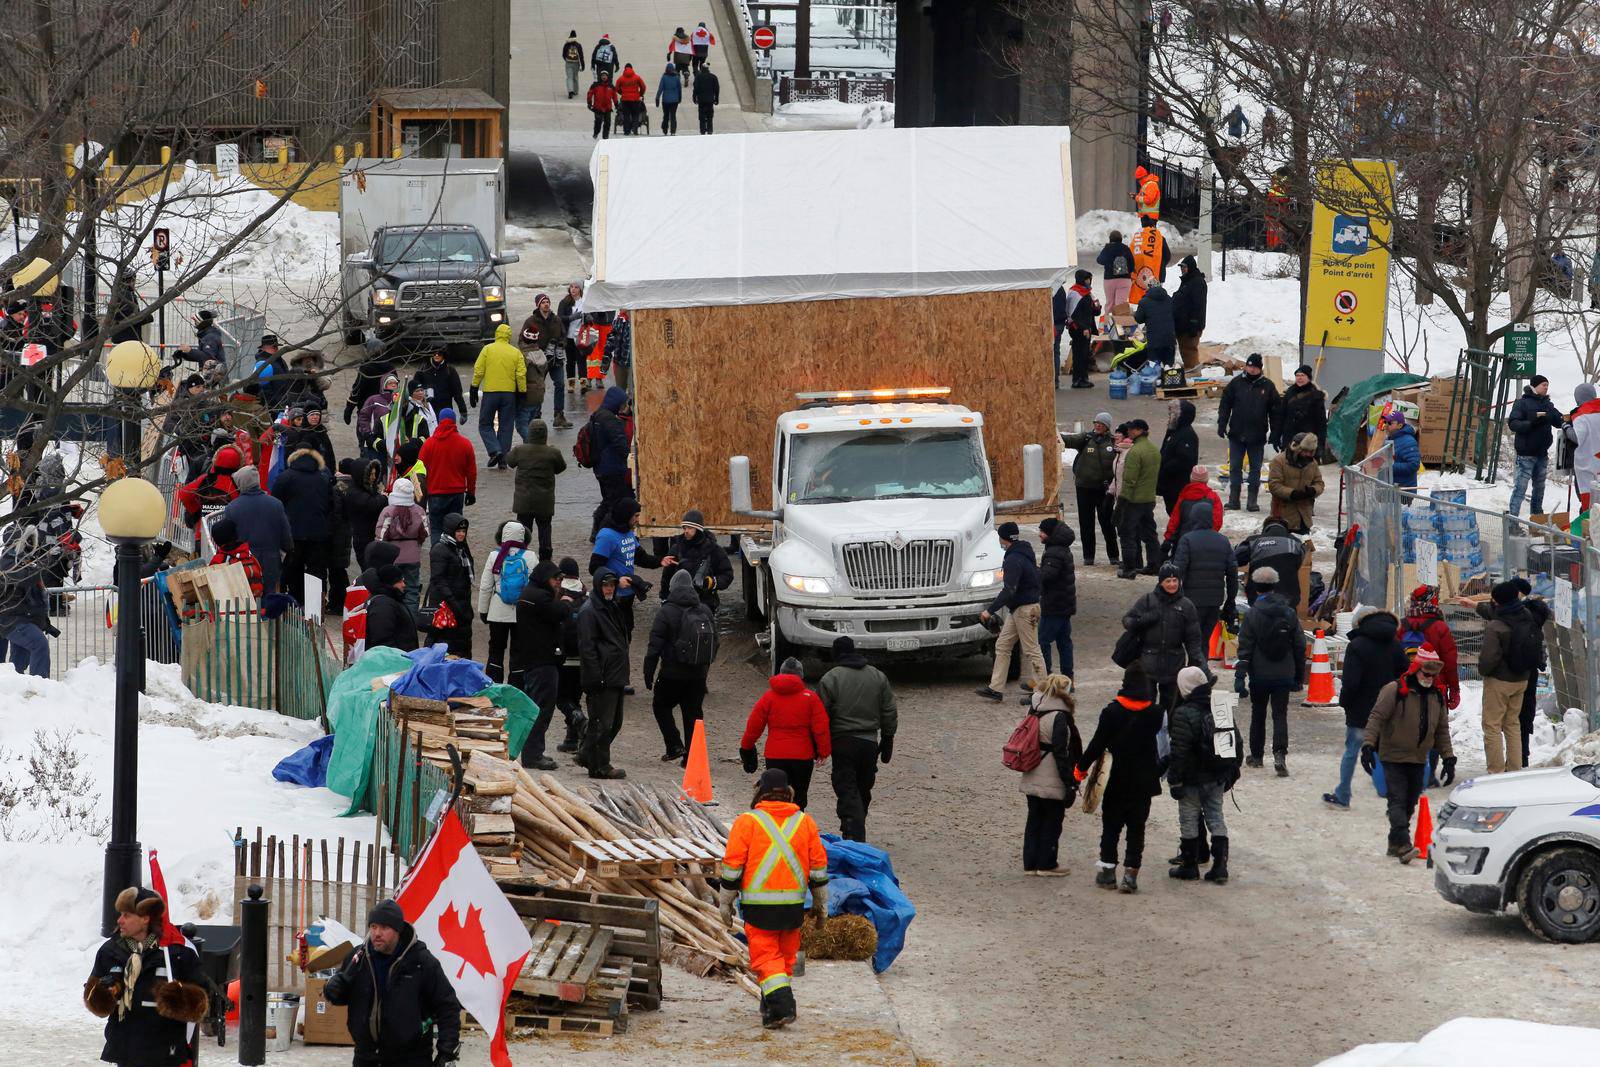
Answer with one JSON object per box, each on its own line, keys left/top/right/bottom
{"left": 719, "top": 767, "right": 830, "bottom": 1029}
{"left": 1132, "top": 165, "right": 1161, "bottom": 223}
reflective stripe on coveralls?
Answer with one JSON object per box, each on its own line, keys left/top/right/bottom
{"left": 740, "top": 808, "right": 806, "bottom": 904}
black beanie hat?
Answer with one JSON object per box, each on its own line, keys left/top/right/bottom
{"left": 1492, "top": 580, "right": 1520, "bottom": 606}
{"left": 833, "top": 635, "right": 856, "bottom": 656}
{"left": 559, "top": 557, "right": 580, "bottom": 578}
{"left": 996, "top": 521, "right": 1020, "bottom": 540}
{"left": 367, "top": 899, "right": 406, "bottom": 931}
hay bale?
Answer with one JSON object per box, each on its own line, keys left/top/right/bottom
{"left": 798, "top": 913, "right": 877, "bottom": 962}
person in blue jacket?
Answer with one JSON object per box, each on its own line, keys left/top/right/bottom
{"left": 654, "top": 62, "right": 683, "bottom": 134}
{"left": 1381, "top": 409, "right": 1420, "bottom": 488}
{"left": 590, "top": 497, "right": 661, "bottom": 647}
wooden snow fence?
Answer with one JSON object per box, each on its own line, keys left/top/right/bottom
{"left": 628, "top": 289, "right": 1063, "bottom": 534}
{"left": 507, "top": 770, "right": 758, "bottom": 995}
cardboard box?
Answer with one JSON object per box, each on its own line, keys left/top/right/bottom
{"left": 302, "top": 976, "right": 354, "bottom": 1046}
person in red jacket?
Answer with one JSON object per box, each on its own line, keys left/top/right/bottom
{"left": 208, "top": 516, "right": 264, "bottom": 598}
{"left": 739, "top": 658, "right": 831, "bottom": 810}
{"left": 1401, "top": 585, "right": 1460, "bottom": 708}
{"left": 1163, "top": 465, "right": 1224, "bottom": 545}
{"left": 614, "top": 63, "right": 648, "bottom": 134}
{"left": 417, "top": 407, "right": 477, "bottom": 546}
{"left": 587, "top": 70, "right": 619, "bottom": 140}
{"left": 176, "top": 444, "right": 244, "bottom": 528}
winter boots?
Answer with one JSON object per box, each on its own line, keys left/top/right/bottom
{"left": 1204, "top": 836, "right": 1230, "bottom": 884}
{"left": 1274, "top": 753, "right": 1289, "bottom": 777}
{"left": 557, "top": 708, "right": 586, "bottom": 753}
{"left": 763, "top": 986, "right": 797, "bottom": 1029}
{"left": 1095, "top": 864, "right": 1118, "bottom": 890}
{"left": 1168, "top": 839, "right": 1201, "bottom": 880}
{"left": 1118, "top": 869, "right": 1139, "bottom": 894}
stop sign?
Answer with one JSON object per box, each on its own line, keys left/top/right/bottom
{"left": 752, "top": 25, "right": 776, "bottom": 49}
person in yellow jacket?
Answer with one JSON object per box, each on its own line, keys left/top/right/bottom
{"left": 471, "top": 323, "right": 528, "bottom": 469}
{"left": 719, "top": 768, "right": 830, "bottom": 1029}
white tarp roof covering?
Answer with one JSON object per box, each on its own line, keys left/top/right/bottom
{"left": 583, "top": 125, "right": 1075, "bottom": 310}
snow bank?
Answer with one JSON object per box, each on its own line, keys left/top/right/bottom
{"left": 0, "top": 660, "right": 352, "bottom": 1024}
{"left": 1318, "top": 1017, "right": 1600, "bottom": 1066}
{"left": 769, "top": 99, "right": 895, "bottom": 130}
{"left": 1075, "top": 209, "right": 1200, "bottom": 257}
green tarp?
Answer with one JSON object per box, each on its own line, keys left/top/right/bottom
{"left": 324, "top": 647, "right": 539, "bottom": 815}
{"left": 1327, "top": 372, "right": 1427, "bottom": 465}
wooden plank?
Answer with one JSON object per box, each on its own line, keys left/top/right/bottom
{"left": 530, "top": 925, "right": 577, "bottom": 978}
{"left": 506, "top": 1013, "right": 615, "bottom": 1037}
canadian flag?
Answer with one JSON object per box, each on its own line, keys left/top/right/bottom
{"left": 397, "top": 810, "right": 531, "bottom": 1067}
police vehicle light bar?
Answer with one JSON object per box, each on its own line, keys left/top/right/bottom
{"left": 794, "top": 387, "right": 952, "bottom": 402}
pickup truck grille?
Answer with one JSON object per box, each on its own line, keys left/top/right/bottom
{"left": 841, "top": 538, "right": 955, "bottom": 593}
{"left": 397, "top": 280, "right": 480, "bottom": 310}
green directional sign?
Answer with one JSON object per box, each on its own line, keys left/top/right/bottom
{"left": 1504, "top": 323, "right": 1536, "bottom": 378}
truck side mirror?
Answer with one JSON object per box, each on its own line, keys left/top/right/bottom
{"left": 730, "top": 456, "right": 780, "bottom": 520}
{"left": 996, "top": 444, "right": 1046, "bottom": 509}
{"left": 346, "top": 253, "right": 375, "bottom": 271}
{"left": 493, "top": 251, "right": 521, "bottom": 266}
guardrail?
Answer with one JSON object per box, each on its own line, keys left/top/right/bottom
{"left": 42, "top": 582, "right": 182, "bottom": 680}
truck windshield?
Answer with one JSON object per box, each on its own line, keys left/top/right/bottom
{"left": 787, "top": 427, "right": 988, "bottom": 504}
{"left": 377, "top": 231, "right": 487, "bottom": 265}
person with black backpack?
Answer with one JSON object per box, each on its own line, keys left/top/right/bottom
{"left": 1234, "top": 566, "right": 1306, "bottom": 776}
{"left": 818, "top": 636, "right": 900, "bottom": 843}
{"left": 1476, "top": 580, "right": 1542, "bottom": 773}
{"left": 514, "top": 561, "right": 572, "bottom": 771}
{"left": 1166, "top": 666, "right": 1238, "bottom": 884}
{"left": 643, "top": 570, "right": 718, "bottom": 763}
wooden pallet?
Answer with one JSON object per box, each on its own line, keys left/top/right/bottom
{"left": 515, "top": 922, "right": 615, "bottom": 1003}
{"left": 1156, "top": 378, "right": 1226, "bottom": 400}
{"left": 507, "top": 1011, "right": 616, "bottom": 1036}
{"left": 498, "top": 883, "right": 663, "bottom": 1012}
{"left": 568, "top": 836, "right": 720, "bottom": 880}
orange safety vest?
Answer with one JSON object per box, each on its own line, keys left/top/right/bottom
{"left": 1129, "top": 226, "right": 1165, "bottom": 304}
{"left": 719, "top": 800, "right": 829, "bottom": 907}
{"left": 1137, "top": 174, "right": 1161, "bottom": 219}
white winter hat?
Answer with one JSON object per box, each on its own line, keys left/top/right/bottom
{"left": 387, "top": 480, "right": 415, "bottom": 507}
{"left": 1252, "top": 566, "right": 1279, "bottom": 587}
{"left": 1177, "top": 666, "right": 1211, "bottom": 698}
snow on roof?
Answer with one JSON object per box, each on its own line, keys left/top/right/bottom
{"left": 583, "top": 125, "right": 1076, "bottom": 310}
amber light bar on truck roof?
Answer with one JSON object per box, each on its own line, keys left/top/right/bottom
{"left": 794, "top": 387, "right": 952, "bottom": 402}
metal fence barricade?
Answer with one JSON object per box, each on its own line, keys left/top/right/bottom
{"left": 43, "top": 582, "right": 181, "bottom": 680}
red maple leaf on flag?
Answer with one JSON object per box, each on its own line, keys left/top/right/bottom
{"left": 438, "top": 903, "right": 495, "bottom": 980}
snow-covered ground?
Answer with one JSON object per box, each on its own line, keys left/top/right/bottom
{"left": 0, "top": 660, "right": 353, "bottom": 1026}
{"left": 1320, "top": 1017, "right": 1600, "bottom": 1066}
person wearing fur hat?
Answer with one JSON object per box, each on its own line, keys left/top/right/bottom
{"left": 1361, "top": 645, "right": 1455, "bottom": 862}
{"left": 85, "top": 886, "right": 209, "bottom": 1066}
{"left": 324, "top": 898, "right": 461, "bottom": 1064}
{"left": 1266, "top": 431, "right": 1325, "bottom": 534}
{"left": 477, "top": 520, "right": 530, "bottom": 682}
{"left": 1167, "top": 665, "right": 1238, "bottom": 883}
{"left": 1274, "top": 363, "right": 1327, "bottom": 452}
{"left": 660, "top": 508, "right": 733, "bottom": 610}
{"left": 1077, "top": 667, "right": 1162, "bottom": 894}
{"left": 1234, "top": 565, "right": 1306, "bottom": 776}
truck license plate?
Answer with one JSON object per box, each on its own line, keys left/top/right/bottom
{"left": 885, "top": 637, "right": 921, "bottom": 652}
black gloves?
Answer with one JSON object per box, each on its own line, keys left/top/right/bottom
{"left": 1359, "top": 744, "right": 1376, "bottom": 774}
{"left": 434, "top": 1048, "right": 459, "bottom": 1066}
{"left": 469, "top": 386, "right": 480, "bottom": 407}
{"left": 1440, "top": 756, "right": 1457, "bottom": 786}
{"left": 465, "top": 492, "right": 476, "bottom": 507}
{"left": 879, "top": 736, "right": 894, "bottom": 764}
{"left": 642, "top": 666, "right": 655, "bottom": 690}
{"left": 740, "top": 748, "right": 758, "bottom": 774}
{"left": 344, "top": 402, "right": 355, "bottom": 424}
{"left": 479, "top": 613, "right": 489, "bottom": 625}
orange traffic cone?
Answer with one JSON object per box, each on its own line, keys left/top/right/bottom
{"left": 681, "top": 719, "right": 714, "bottom": 804}
{"left": 1208, "top": 621, "right": 1225, "bottom": 661}
{"left": 1303, "top": 629, "right": 1337, "bottom": 705}
{"left": 1414, "top": 794, "right": 1434, "bottom": 863}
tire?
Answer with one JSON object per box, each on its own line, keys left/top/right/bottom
{"left": 742, "top": 555, "right": 765, "bottom": 624}
{"left": 344, "top": 328, "right": 364, "bottom": 346}
{"left": 1516, "top": 846, "right": 1600, "bottom": 943}
{"left": 765, "top": 574, "right": 799, "bottom": 675}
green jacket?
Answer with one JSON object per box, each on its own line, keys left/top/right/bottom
{"left": 1119, "top": 435, "right": 1160, "bottom": 504}
{"left": 816, "top": 660, "right": 898, "bottom": 741}
{"left": 472, "top": 323, "right": 528, "bottom": 393}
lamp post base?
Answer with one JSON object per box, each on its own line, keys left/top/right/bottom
{"left": 102, "top": 840, "right": 144, "bottom": 936}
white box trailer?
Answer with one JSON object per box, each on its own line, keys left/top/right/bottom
{"left": 338, "top": 157, "right": 506, "bottom": 258}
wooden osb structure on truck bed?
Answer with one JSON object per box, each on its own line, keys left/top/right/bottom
{"left": 630, "top": 289, "right": 1062, "bottom": 534}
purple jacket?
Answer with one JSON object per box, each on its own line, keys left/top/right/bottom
{"left": 358, "top": 390, "right": 394, "bottom": 441}
{"left": 375, "top": 503, "right": 427, "bottom": 564}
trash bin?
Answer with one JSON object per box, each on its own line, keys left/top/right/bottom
{"left": 184, "top": 923, "right": 241, "bottom": 1047}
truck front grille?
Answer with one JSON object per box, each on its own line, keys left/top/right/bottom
{"left": 397, "top": 280, "right": 480, "bottom": 310}
{"left": 841, "top": 538, "right": 955, "bottom": 593}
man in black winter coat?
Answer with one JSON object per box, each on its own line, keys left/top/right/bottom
{"left": 1036, "top": 518, "right": 1077, "bottom": 677}
{"left": 1234, "top": 566, "right": 1306, "bottom": 775}
{"left": 1236, "top": 517, "right": 1305, "bottom": 607}
{"left": 1217, "top": 354, "right": 1280, "bottom": 511}
{"left": 643, "top": 569, "right": 717, "bottom": 763}
{"left": 976, "top": 522, "right": 1046, "bottom": 702}
{"left": 577, "top": 568, "right": 631, "bottom": 779}
{"left": 1172, "top": 502, "right": 1236, "bottom": 642}
{"left": 692, "top": 65, "right": 720, "bottom": 133}
{"left": 1171, "top": 255, "right": 1208, "bottom": 370}
{"left": 1120, "top": 562, "right": 1206, "bottom": 710}
{"left": 324, "top": 898, "right": 461, "bottom": 1066}
{"left": 85, "top": 886, "right": 210, "bottom": 1067}
{"left": 272, "top": 447, "right": 335, "bottom": 609}
{"left": 414, "top": 349, "right": 469, "bottom": 417}
{"left": 344, "top": 348, "right": 398, "bottom": 425}
{"left": 1274, "top": 364, "right": 1328, "bottom": 452}
{"left": 1079, "top": 668, "right": 1163, "bottom": 893}
{"left": 1134, "top": 281, "right": 1177, "bottom": 370}
{"left": 514, "top": 560, "right": 570, "bottom": 770}
{"left": 660, "top": 508, "right": 733, "bottom": 610}
{"left": 1156, "top": 399, "right": 1199, "bottom": 514}
{"left": 1508, "top": 374, "right": 1562, "bottom": 516}
{"left": 1324, "top": 606, "right": 1407, "bottom": 808}
{"left": 1167, "top": 665, "right": 1236, "bottom": 884}
{"left": 364, "top": 565, "right": 419, "bottom": 653}
{"left": 224, "top": 466, "right": 293, "bottom": 595}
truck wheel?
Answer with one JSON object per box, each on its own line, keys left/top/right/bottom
{"left": 1516, "top": 847, "right": 1600, "bottom": 943}
{"left": 741, "top": 556, "right": 765, "bottom": 624}
{"left": 768, "top": 616, "right": 800, "bottom": 677}
{"left": 344, "top": 328, "right": 365, "bottom": 346}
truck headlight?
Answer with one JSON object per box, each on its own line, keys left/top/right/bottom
{"left": 966, "top": 568, "right": 1004, "bottom": 588}
{"left": 783, "top": 574, "right": 831, "bottom": 595}
{"left": 1441, "top": 806, "right": 1514, "bottom": 833}
{"left": 373, "top": 289, "right": 397, "bottom": 307}
{"left": 483, "top": 285, "right": 504, "bottom": 303}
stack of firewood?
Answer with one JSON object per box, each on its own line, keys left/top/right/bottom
{"left": 508, "top": 770, "right": 755, "bottom": 992}
{"left": 390, "top": 693, "right": 510, "bottom": 763}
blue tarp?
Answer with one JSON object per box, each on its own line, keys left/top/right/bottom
{"left": 389, "top": 644, "right": 493, "bottom": 702}
{"left": 821, "top": 834, "right": 915, "bottom": 974}
{"left": 272, "top": 735, "right": 335, "bottom": 787}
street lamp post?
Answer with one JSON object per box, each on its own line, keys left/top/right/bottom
{"left": 95, "top": 471, "right": 165, "bottom": 936}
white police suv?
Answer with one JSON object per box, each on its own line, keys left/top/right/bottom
{"left": 1433, "top": 764, "right": 1600, "bottom": 942}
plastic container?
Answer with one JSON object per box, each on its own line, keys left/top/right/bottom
{"left": 1137, "top": 362, "right": 1162, "bottom": 395}
{"left": 1108, "top": 370, "right": 1129, "bottom": 401}
{"left": 267, "top": 993, "right": 300, "bottom": 1051}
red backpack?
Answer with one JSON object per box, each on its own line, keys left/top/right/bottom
{"left": 1002, "top": 713, "right": 1044, "bottom": 772}
{"left": 573, "top": 421, "right": 595, "bottom": 468}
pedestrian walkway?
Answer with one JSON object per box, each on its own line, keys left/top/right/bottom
{"left": 510, "top": 0, "right": 762, "bottom": 139}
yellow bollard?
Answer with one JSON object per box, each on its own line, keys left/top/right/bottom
{"left": 334, "top": 144, "right": 345, "bottom": 165}
{"left": 160, "top": 145, "right": 172, "bottom": 165}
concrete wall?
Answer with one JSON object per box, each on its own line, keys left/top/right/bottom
{"left": 99, "top": 163, "right": 345, "bottom": 212}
